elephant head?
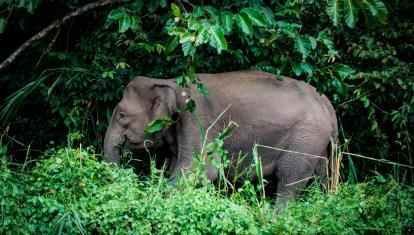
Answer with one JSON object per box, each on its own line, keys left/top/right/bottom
{"left": 103, "top": 77, "right": 179, "bottom": 164}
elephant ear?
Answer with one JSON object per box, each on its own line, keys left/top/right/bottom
{"left": 149, "top": 84, "right": 177, "bottom": 120}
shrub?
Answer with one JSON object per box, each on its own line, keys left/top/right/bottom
{"left": 1, "top": 146, "right": 413, "bottom": 234}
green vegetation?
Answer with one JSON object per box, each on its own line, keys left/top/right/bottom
{"left": 1, "top": 146, "right": 413, "bottom": 234}
{"left": 0, "top": 0, "right": 413, "bottom": 233}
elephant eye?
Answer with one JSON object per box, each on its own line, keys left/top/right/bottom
{"left": 118, "top": 111, "right": 128, "bottom": 122}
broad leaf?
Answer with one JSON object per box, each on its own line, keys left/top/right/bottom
{"left": 164, "top": 35, "right": 179, "bottom": 53}
{"left": 362, "top": 0, "right": 378, "bottom": 17}
{"left": 291, "top": 62, "right": 303, "bottom": 76}
{"left": 344, "top": 0, "right": 359, "bottom": 28}
{"left": 241, "top": 8, "right": 267, "bottom": 27}
{"left": 220, "top": 12, "right": 233, "bottom": 34}
{"left": 374, "top": 0, "right": 388, "bottom": 24}
{"left": 294, "top": 35, "right": 311, "bottom": 59}
{"left": 129, "top": 16, "right": 140, "bottom": 30}
{"left": 327, "top": 0, "right": 342, "bottom": 27}
{"left": 145, "top": 116, "right": 174, "bottom": 135}
{"left": 181, "top": 41, "right": 194, "bottom": 56}
{"left": 118, "top": 16, "right": 130, "bottom": 33}
{"left": 145, "top": 119, "right": 164, "bottom": 135}
{"left": 300, "top": 62, "right": 313, "bottom": 76}
{"left": 234, "top": 13, "right": 253, "bottom": 35}
{"left": 179, "top": 32, "right": 192, "bottom": 43}
{"left": 168, "top": 27, "right": 186, "bottom": 36}
{"left": 108, "top": 8, "right": 125, "bottom": 20}
{"left": 209, "top": 25, "right": 227, "bottom": 54}
{"left": 203, "top": 6, "right": 218, "bottom": 17}
{"left": 187, "top": 17, "right": 199, "bottom": 31}
{"left": 26, "top": 0, "right": 38, "bottom": 14}
{"left": 333, "top": 64, "right": 355, "bottom": 78}
{"left": 171, "top": 3, "right": 180, "bottom": 17}
{"left": 195, "top": 28, "right": 209, "bottom": 46}
{"left": 258, "top": 6, "right": 276, "bottom": 25}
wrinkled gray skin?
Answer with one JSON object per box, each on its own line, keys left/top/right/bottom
{"left": 104, "top": 70, "right": 338, "bottom": 207}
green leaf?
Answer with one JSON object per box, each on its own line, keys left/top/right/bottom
{"left": 118, "top": 16, "right": 130, "bottom": 33}
{"left": 294, "top": 35, "right": 311, "bottom": 59}
{"left": 145, "top": 120, "right": 164, "bottom": 135}
{"left": 309, "top": 36, "right": 317, "bottom": 49}
{"left": 165, "top": 35, "right": 179, "bottom": 53}
{"left": 187, "top": 17, "right": 199, "bottom": 31}
{"left": 0, "top": 18, "right": 7, "bottom": 34}
{"left": 195, "top": 28, "right": 209, "bottom": 46}
{"left": 374, "top": 0, "right": 388, "bottom": 24}
{"left": 130, "top": 0, "right": 145, "bottom": 11}
{"left": 144, "top": 116, "right": 174, "bottom": 135}
{"left": 26, "top": 0, "right": 38, "bottom": 14}
{"left": 181, "top": 41, "right": 194, "bottom": 56}
{"left": 176, "top": 75, "right": 191, "bottom": 87}
{"left": 159, "top": 0, "right": 167, "bottom": 8}
{"left": 168, "top": 27, "right": 186, "bottom": 36}
{"left": 203, "top": 6, "right": 218, "bottom": 17}
{"left": 171, "top": 3, "right": 180, "bottom": 17}
{"left": 186, "top": 99, "right": 196, "bottom": 113}
{"left": 333, "top": 64, "right": 355, "bottom": 78}
{"left": 220, "top": 12, "right": 233, "bottom": 34}
{"left": 257, "top": 6, "right": 275, "bottom": 25}
{"left": 291, "top": 62, "right": 303, "bottom": 76}
{"left": 344, "top": 0, "right": 359, "bottom": 28}
{"left": 197, "top": 83, "right": 209, "bottom": 96}
{"left": 179, "top": 32, "right": 192, "bottom": 43}
{"left": 208, "top": 25, "right": 227, "bottom": 54}
{"left": 129, "top": 16, "right": 140, "bottom": 30}
{"left": 193, "top": 6, "right": 204, "bottom": 17}
{"left": 326, "top": 0, "right": 342, "bottom": 27}
{"left": 332, "top": 79, "right": 348, "bottom": 96}
{"left": 300, "top": 62, "right": 313, "bottom": 76}
{"left": 241, "top": 8, "right": 267, "bottom": 27}
{"left": 362, "top": 0, "right": 378, "bottom": 17}
{"left": 234, "top": 13, "right": 253, "bottom": 35}
{"left": 360, "top": 96, "right": 370, "bottom": 108}
{"left": 108, "top": 8, "right": 125, "bottom": 20}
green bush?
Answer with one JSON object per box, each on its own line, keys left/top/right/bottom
{"left": 0, "top": 0, "right": 412, "bottom": 177}
{"left": 1, "top": 146, "right": 413, "bottom": 234}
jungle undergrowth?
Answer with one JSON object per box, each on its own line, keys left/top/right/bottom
{"left": 1, "top": 133, "right": 413, "bottom": 234}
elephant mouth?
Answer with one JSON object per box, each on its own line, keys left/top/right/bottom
{"left": 123, "top": 141, "right": 144, "bottom": 150}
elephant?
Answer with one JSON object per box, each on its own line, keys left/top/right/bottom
{"left": 104, "top": 70, "right": 338, "bottom": 207}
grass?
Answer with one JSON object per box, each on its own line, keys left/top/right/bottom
{"left": 0, "top": 146, "right": 413, "bottom": 234}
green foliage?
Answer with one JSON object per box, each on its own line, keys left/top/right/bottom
{"left": 0, "top": 0, "right": 412, "bottom": 181}
{"left": 1, "top": 146, "right": 413, "bottom": 233}
{"left": 326, "top": 0, "right": 388, "bottom": 27}
{"left": 144, "top": 116, "right": 174, "bottom": 135}
{"left": 275, "top": 176, "right": 414, "bottom": 233}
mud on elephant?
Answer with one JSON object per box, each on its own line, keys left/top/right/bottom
{"left": 104, "top": 70, "right": 338, "bottom": 207}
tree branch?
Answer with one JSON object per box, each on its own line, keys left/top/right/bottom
{"left": 0, "top": 0, "right": 126, "bottom": 72}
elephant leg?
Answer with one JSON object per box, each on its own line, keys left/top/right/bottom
{"left": 274, "top": 153, "right": 314, "bottom": 211}
{"left": 274, "top": 134, "right": 328, "bottom": 211}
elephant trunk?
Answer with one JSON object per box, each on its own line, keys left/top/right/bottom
{"left": 103, "top": 121, "right": 124, "bottom": 165}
